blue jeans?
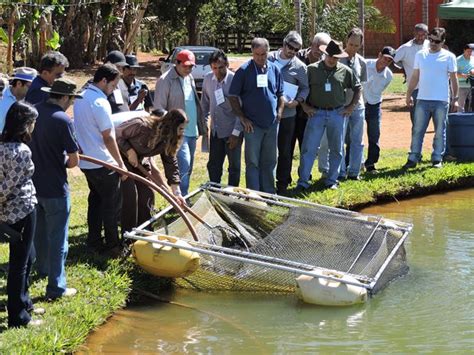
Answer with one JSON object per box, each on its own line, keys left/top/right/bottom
{"left": 318, "top": 108, "right": 365, "bottom": 177}
{"left": 177, "top": 136, "right": 197, "bottom": 196}
{"left": 34, "top": 196, "right": 71, "bottom": 298}
{"left": 298, "top": 109, "right": 345, "bottom": 187}
{"left": 408, "top": 99, "right": 449, "bottom": 162}
{"left": 410, "top": 89, "right": 419, "bottom": 124}
{"left": 8, "top": 210, "right": 36, "bottom": 328}
{"left": 207, "top": 132, "right": 242, "bottom": 186}
{"left": 364, "top": 102, "right": 382, "bottom": 167}
{"left": 244, "top": 122, "right": 278, "bottom": 193}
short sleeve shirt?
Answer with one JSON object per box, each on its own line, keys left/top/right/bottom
{"left": 73, "top": 85, "right": 117, "bottom": 169}
{"left": 30, "top": 102, "right": 78, "bottom": 198}
{"left": 457, "top": 55, "right": 474, "bottom": 88}
{"left": 229, "top": 60, "right": 284, "bottom": 129}
{"left": 363, "top": 59, "right": 393, "bottom": 105}
{"left": 340, "top": 53, "right": 367, "bottom": 108}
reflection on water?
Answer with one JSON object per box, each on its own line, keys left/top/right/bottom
{"left": 81, "top": 189, "right": 474, "bottom": 353}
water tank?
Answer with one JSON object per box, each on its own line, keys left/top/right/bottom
{"left": 447, "top": 113, "right": 474, "bottom": 161}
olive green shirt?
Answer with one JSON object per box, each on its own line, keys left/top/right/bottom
{"left": 307, "top": 61, "right": 361, "bottom": 108}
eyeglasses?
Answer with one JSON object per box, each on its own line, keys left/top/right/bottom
{"left": 429, "top": 38, "right": 443, "bottom": 44}
{"left": 285, "top": 42, "right": 301, "bottom": 52}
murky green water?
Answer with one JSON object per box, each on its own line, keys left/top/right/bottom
{"left": 83, "top": 189, "right": 474, "bottom": 353}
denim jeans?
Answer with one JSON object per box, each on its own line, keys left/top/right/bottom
{"left": 410, "top": 89, "right": 419, "bottom": 124}
{"left": 319, "top": 108, "right": 364, "bottom": 177}
{"left": 277, "top": 115, "right": 296, "bottom": 190}
{"left": 34, "top": 195, "right": 71, "bottom": 298}
{"left": 207, "top": 132, "right": 242, "bottom": 187}
{"left": 244, "top": 121, "right": 278, "bottom": 193}
{"left": 408, "top": 99, "right": 449, "bottom": 163}
{"left": 364, "top": 102, "right": 382, "bottom": 167}
{"left": 297, "top": 108, "right": 345, "bottom": 187}
{"left": 8, "top": 209, "right": 36, "bottom": 328}
{"left": 177, "top": 136, "right": 197, "bottom": 196}
{"left": 82, "top": 167, "right": 121, "bottom": 250}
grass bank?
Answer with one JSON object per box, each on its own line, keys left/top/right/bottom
{"left": 0, "top": 148, "right": 473, "bottom": 352}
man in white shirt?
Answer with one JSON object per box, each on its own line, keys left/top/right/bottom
{"left": 403, "top": 27, "right": 458, "bottom": 170}
{"left": 394, "top": 23, "right": 429, "bottom": 124}
{"left": 74, "top": 63, "right": 127, "bottom": 257}
{"left": 363, "top": 47, "right": 395, "bottom": 172}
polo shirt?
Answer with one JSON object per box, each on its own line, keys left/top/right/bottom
{"left": 0, "top": 87, "right": 17, "bottom": 133}
{"left": 30, "top": 102, "right": 78, "bottom": 198}
{"left": 457, "top": 55, "right": 474, "bottom": 89}
{"left": 25, "top": 76, "right": 50, "bottom": 105}
{"left": 73, "top": 84, "right": 116, "bottom": 169}
{"left": 229, "top": 59, "right": 284, "bottom": 129}
{"left": 340, "top": 53, "right": 367, "bottom": 108}
{"left": 307, "top": 61, "right": 360, "bottom": 108}
{"left": 363, "top": 59, "right": 393, "bottom": 105}
{"left": 123, "top": 78, "right": 153, "bottom": 111}
{"left": 394, "top": 39, "right": 429, "bottom": 87}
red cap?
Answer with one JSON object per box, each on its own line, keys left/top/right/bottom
{"left": 176, "top": 50, "right": 196, "bottom": 66}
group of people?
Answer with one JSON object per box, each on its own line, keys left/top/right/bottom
{"left": 0, "top": 22, "right": 466, "bottom": 328}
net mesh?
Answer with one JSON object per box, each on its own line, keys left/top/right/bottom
{"left": 150, "top": 188, "right": 410, "bottom": 294}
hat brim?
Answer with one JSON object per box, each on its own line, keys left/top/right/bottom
{"left": 41, "top": 87, "right": 83, "bottom": 98}
{"left": 10, "top": 76, "right": 34, "bottom": 82}
{"left": 381, "top": 54, "right": 402, "bottom": 69}
{"left": 111, "top": 61, "right": 130, "bottom": 67}
{"left": 319, "top": 45, "right": 349, "bottom": 58}
{"left": 181, "top": 60, "right": 196, "bottom": 66}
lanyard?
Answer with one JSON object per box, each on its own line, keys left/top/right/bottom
{"left": 253, "top": 60, "right": 267, "bottom": 75}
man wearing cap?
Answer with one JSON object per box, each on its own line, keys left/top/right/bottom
{"left": 394, "top": 23, "right": 429, "bottom": 124}
{"left": 229, "top": 37, "right": 285, "bottom": 194}
{"left": 319, "top": 27, "right": 366, "bottom": 181}
{"left": 268, "top": 31, "right": 309, "bottom": 195}
{"left": 120, "top": 54, "right": 153, "bottom": 112}
{"left": 104, "top": 50, "right": 131, "bottom": 114}
{"left": 403, "top": 27, "right": 458, "bottom": 170}
{"left": 201, "top": 49, "right": 243, "bottom": 187}
{"left": 74, "top": 63, "right": 127, "bottom": 257}
{"left": 154, "top": 49, "right": 206, "bottom": 197}
{"left": 363, "top": 47, "right": 395, "bottom": 173}
{"left": 30, "top": 78, "right": 81, "bottom": 300}
{"left": 0, "top": 67, "right": 37, "bottom": 133}
{"left": 296, "top": 40, "right": 361, "bottom": 191}
{"left": 456, "top": 44, "right": 474, "bottom": 112}
{"left": 25, "top": 51, "right": 69, "bottom": 105}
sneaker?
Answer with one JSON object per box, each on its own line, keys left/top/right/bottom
{"left": 28, "top": 319, "right": 44, "bottom": 327}
{"left": 365, "top": 165, "right": 377, "bottom": 173}
{"left": 326, "top": 183, "right": 339, "bottom": 190}
{"left": 348, "top": 175, "right": 362, "bottom": 181}
{"left": 32, "top": 307, "right": 46, "bottom": 315}
{"left": 47, "top": 287, "right": 77, "bottom": 301}
{"left": 294, "top": 185, "right": 307, "bottom": 194}
{"left": 432, "top": 161, "right": 442, "bottom": 168}
{"left": 402, "top": 160, "right": 417, "bottom": 170}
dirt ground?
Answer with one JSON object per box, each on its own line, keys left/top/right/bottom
{"left": 67, "top": 52, "right": 421, "bottom": 151}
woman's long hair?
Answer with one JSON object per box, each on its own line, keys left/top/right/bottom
{"left": 144, "top": 109, "right": 188, "bottom": 156}
{"left": 1, "top": 101, "right": 38, "bottom": 143}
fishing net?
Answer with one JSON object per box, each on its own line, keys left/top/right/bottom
{"left": 146, "top": 186, "right": 411, "bottom": 295}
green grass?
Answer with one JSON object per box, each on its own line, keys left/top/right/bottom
{"left": 1, "top": 147, "right": 474, "bottom": 352}
{"left": 386, "top": 73, "right": 407, "bottom": 95}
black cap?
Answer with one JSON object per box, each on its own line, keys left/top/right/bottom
{"left": 105, "top": 50, "right": 128, "bottom": 67}
{"left": 381, "top": 46, "right": 396, "bottom": 60}
{"left": 125, "top": 54, "right": 142, "bottom": 68}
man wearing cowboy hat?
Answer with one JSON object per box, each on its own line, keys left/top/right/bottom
{"left": 0, "top": 67, "right": 37, "bottom": 133}
{"left": 296, "top": 40, "right": 361, "bottom": 191}
{"left": 29, "top": 78, "right": 82, "bottom": 300}
{"left": 118, "top": 54, "right": 153, "bottom": 112}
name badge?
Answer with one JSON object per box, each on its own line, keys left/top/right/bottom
{"left": 257, "top": 74, "right": 268, "bottom": 88}
{"left": 325, "top": 82, "right": 332, "bottom": 92}
{"left": 214, "top": 88, "right": 225, "bottom": 105}
{"left": 113, "top": 89, "right": 124, "bottom": 105}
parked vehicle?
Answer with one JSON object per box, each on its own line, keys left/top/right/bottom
{"left": 159, "top": 46, "right": 218, "bottom": 91}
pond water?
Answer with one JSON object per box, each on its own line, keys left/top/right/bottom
{"left": 82, "top": 189, "right": 474, "bottom": 353}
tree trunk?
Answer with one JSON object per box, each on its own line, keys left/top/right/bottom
{"left": 6, "top": 15, "right": 15, "bottom": 74}
{"left": 123, "top": 0, "right": 149, "bottom": 54}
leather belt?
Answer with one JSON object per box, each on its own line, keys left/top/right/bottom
{"left": 313, "top": 106, "right": 343, "bottom": 111}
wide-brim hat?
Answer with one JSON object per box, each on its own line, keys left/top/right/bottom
{"left": 319, "top": 40, "right": 348, "bottom": 58}
{"left": 41, "top": 78, "right": 83, "bottom": 98}
{"left": 105, "top": 50, "right": 129, "bottom": 67}
{"left": 125, "top": 54, "right": 142, "bottom": 68}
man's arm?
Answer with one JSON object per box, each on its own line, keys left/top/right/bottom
{"left": 406, "top": 69, "right": 420, "bottom": 107}
{"left": 342, "top": 86, "right": 361, "bottom": 117}
{"left": 277, "top": 95, "right": 286, "bottom": 121}
{"left": 229, "top": 96, "right": 253, "bottom": 133}
{"left": 449, "top": 71, "right": 459, "bottom": 112}
{"left": 66, "top": 152, "right": 79, "bottom": 168}
{"left": 102, "top": 128, "right": 128, "bottom": 178}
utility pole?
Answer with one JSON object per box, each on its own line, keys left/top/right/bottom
{"left": 358, "top": 0, "right": 365, "bottom": 56}
{"left": 295, "top": 0, "right": 302, "bottom": 34}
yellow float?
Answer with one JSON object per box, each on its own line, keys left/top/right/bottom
{"left": 132, "top": 235, "right": 200, "bottom": 278}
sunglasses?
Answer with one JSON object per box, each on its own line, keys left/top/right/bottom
{"left": 285, "top": 42, "right": 301, "bottom": 52}
{"left": 429, "top": 38, "right": 443, "bottom": 44}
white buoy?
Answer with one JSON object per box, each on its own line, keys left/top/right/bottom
{"left": 295, "top": 272, "right": 368, "bottom": 306}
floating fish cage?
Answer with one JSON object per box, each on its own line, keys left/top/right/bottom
{"left": 125, "top": 183, "right": 412, "bottom": 306}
